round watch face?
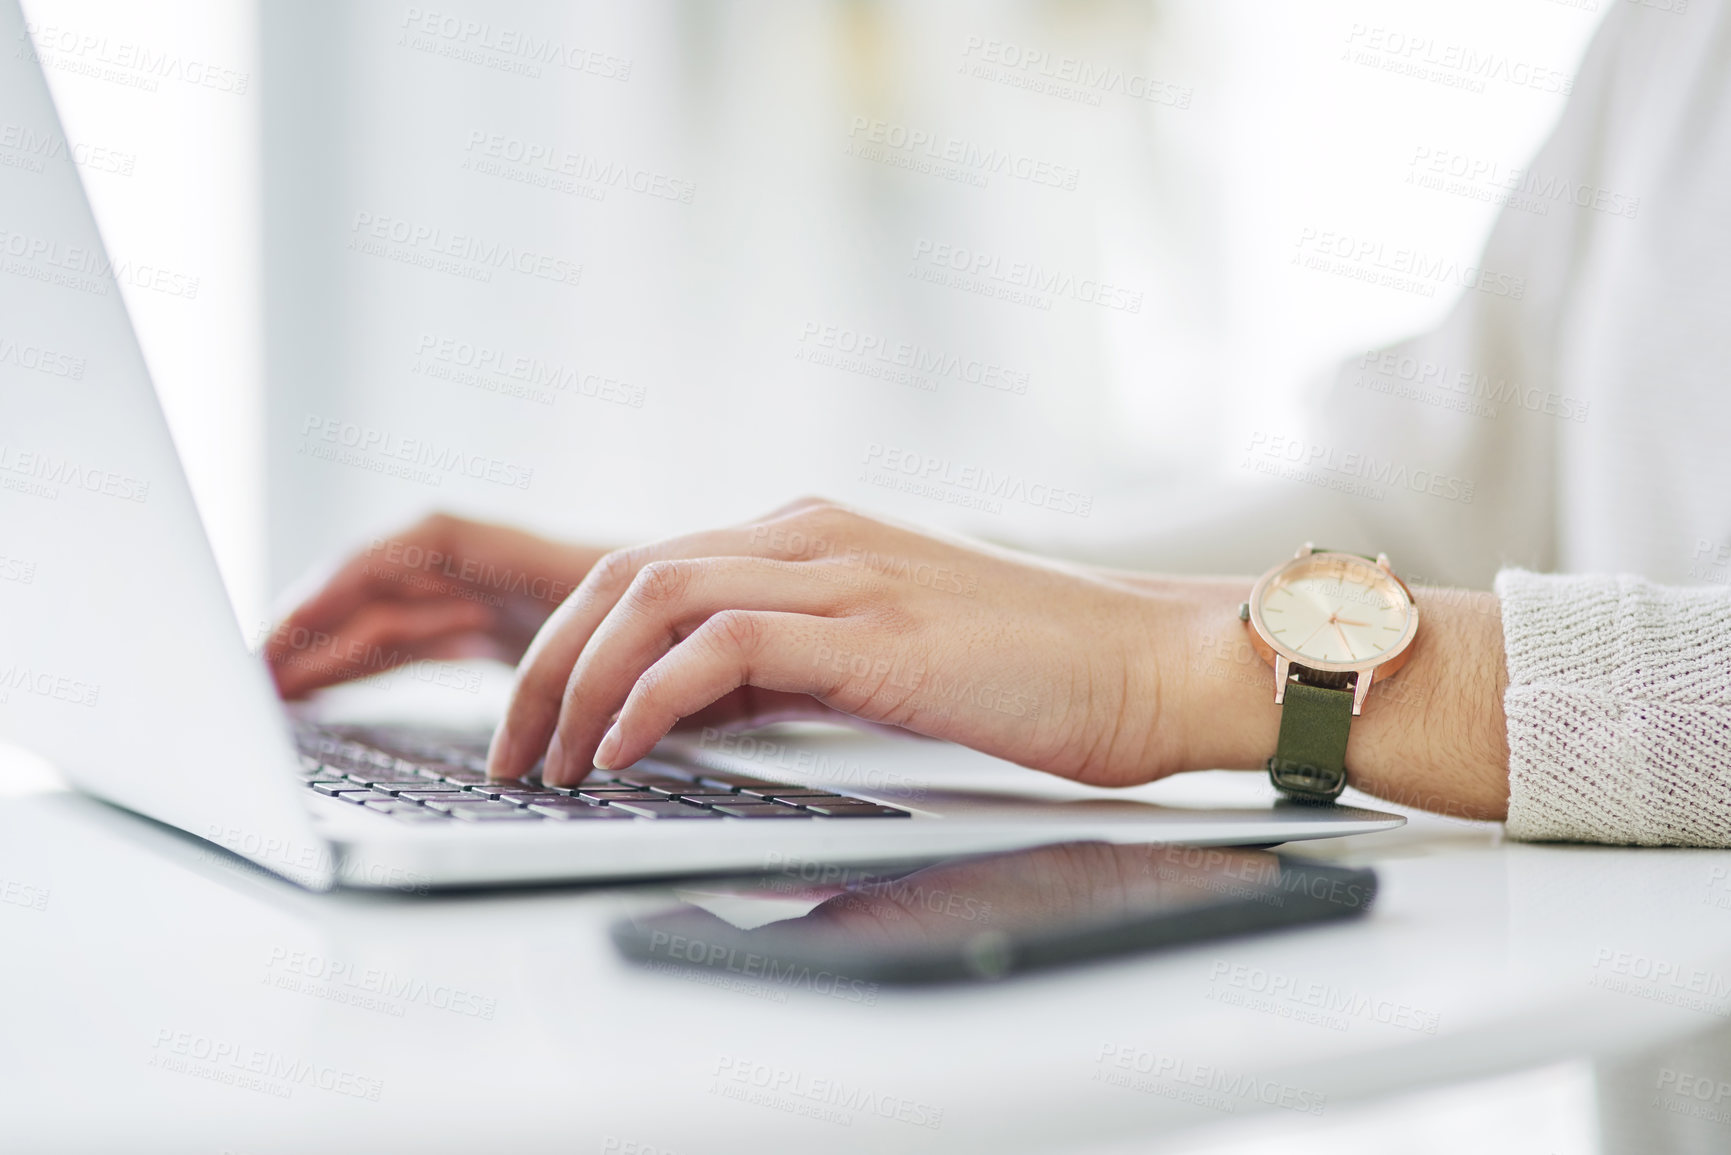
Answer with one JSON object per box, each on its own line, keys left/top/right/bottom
{"left": 1250, "top": 552, "right": 1416, "bottom": 669}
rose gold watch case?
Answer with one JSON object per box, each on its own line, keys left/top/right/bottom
{"left": 1242, "top": 545, "right": 1419, "bottom": 716}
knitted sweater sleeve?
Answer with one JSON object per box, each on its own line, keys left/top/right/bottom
{"left": 1496, "top": 569, "right": 1731, "bottom": 846}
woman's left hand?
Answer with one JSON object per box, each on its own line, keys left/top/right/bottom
{"left": 488, "top": 498, "right": 1199, "bottom": 788}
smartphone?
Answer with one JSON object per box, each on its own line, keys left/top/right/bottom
{"left": 611, "top": 840, "right": 1377, "bottom": 984}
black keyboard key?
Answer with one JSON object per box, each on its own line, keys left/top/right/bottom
{"left": 464, "top": 781, "right": 548, "bottom": 799}
{"left": 694, "top": 772, "right": 777, "bottom": 790}
{"left": 611, "top": 776, "right": 698, "bottom": 792}
{"left": 387, "top": 808, "right": 449, "bottom": 823}
{"left": 604, "top": 800, "right": 724, "bottom": 820}
{"left": 495, "top": 792, "right": 565, "bottom": 806}
{"left": 800, "top": 802, "right": 912, "bottom": 818}
{"left": 373, "top": 782, "right": 465, "bottom": 795}
{"left": 526, "top": 801, "right": 636, "bottom": 820}
{"left": 311, "top": 781, "right": 370, "bottom": 797}
{"left": 399, "top": 791, "right": 483, "bottom": 804}
{"left": 348, "top": 775, "right": 439, "bottom": 789}
{"left": 445, "top": 806, "right": 544, "bottom": 821}
{"left": 673, "top": 794, "right": 751, "bottom": 805}
{"left": 710, "top": 804, "right": 817, "bottom": 819}
{"left": 362, "top": 800, "right": 427, "bottom": 815}
{"left": 738, "top": 789, "right": 854, "bottom": 802}
{"left": 424, "top": 798, "right": 518, "bottom": 815}
{"left": 578, "top": 790, "right": 666, "bottom": 803}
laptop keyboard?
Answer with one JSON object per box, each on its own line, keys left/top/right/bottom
{"left": 291, "top": 723, "right": 913, "bottom": 825}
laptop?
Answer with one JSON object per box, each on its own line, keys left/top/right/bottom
{"left": 0, "top": 0, "right": 1403, "bottom": 891}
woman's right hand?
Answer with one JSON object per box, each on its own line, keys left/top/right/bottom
{"left": 264, "top": 513, "right": 607, "bottom": 699}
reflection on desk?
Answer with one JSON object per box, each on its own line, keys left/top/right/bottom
{"left": 617, "top": 841, "right": 1376, "bottom": 983}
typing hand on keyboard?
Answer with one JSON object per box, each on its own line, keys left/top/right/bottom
{"left": 484, "top": 498, "right": 1168, "bottom": 791}
{"left": 263, "top": 514, "right": 604, "bottom": 700}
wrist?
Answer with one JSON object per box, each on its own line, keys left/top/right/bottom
{"left": 1110, "top": 576, "right": 1273, "bottom": 781}
{"left": 1167, "top": 578, "right": 1280, "bottom": 775}
{"left": 1157, "top": 578, "right": 1510, "bottom": 819}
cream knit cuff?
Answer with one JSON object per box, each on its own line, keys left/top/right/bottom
{"left": 1496, "top": 569, "right": 1731, "bottom": 846}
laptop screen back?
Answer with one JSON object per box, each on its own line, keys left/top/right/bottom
{"left": 0, "top": 0, "right": 331, "bottom": 888}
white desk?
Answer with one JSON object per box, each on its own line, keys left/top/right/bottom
{"left": 3, "top": 745, "right": 1730, "bottom": 1154}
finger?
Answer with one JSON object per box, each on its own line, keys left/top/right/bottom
{"left": 590, "top": 610, "right": 849, "bottom": 774}
{"left": 275, "top": 630, "right": 509, "bottom": 699}
{"left": 268, "top": 598, "right": 496, "bottom": 698}
{"left": 669, "top": 687, "right": 847, "bottom": 735}
{"left": 757, "top": 494, "right": 837, "bottom": 520}
{"left": 269, "top": 600, "right": 494, "bottom": 697}
{"left": 540, "top": 558, "right": 853, "bottom": 783}
{"left": 491, "top": 520, "right": 830, "bottom": 779}
{"left": 276, "top": 517, "right": 467, "bottom": 644}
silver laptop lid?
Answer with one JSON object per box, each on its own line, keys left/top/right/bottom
{"left": 0, "top": 0, "right": 332, "bottom": 888}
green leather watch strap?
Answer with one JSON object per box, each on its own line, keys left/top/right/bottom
{"left": 1267, "top": 677, "right": 1354, "bottom": 803}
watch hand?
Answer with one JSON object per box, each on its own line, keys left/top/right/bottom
{"left": 1333, "top": 617, "right": 1370, "bottom": 628}
{"left": 1331, "top": 621, "right": 1359, "bottom": 660}
{"left": 1295, "top": 621, "right": 1328, "bottom": 652}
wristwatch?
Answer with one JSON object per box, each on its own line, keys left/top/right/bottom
{"left": 1238, "top": 544, "right": 1419, "bottom": 803}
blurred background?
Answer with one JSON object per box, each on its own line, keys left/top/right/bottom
{"left": 24, "top": 0, "right": 1604, "bottom": 634}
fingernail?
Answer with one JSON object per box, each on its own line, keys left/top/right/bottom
{"left": 545, "top": 732, "right": 566, "bottom": 782}
{"left": 593, "top": 723, "right": 622, "bottom": 771}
